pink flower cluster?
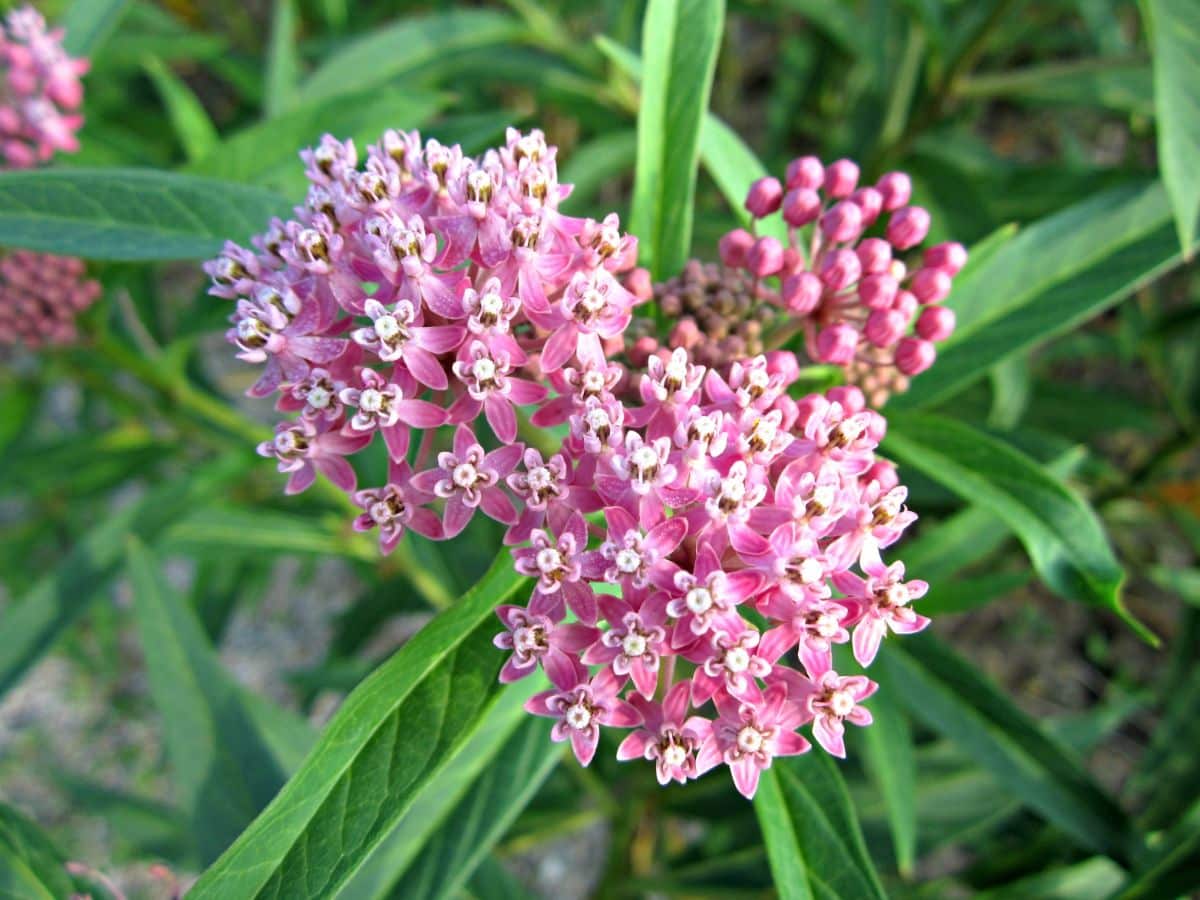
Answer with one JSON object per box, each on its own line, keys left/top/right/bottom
{"left": 0, "top": 6, "right": 87, "bottom": 168}
{"left": 684, "top": 158, "right": 966, "bottom": 407}
{"left": 0, "top": 250, "right": 99, "bottom": 346}
{"left": 208, "top": 127, "right": 940, "bottom": 799}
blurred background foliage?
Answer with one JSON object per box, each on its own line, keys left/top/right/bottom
{"left": 0, "top": 0, "right": 1198, "bottom": 898}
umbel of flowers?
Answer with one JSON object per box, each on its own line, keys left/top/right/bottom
{"left": 207, "top": 127, "right": 955, "bottom": 799}
{"left": 0, "top": 6, "right": 97, "bottom": 348}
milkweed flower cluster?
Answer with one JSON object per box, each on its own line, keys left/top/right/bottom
{"left": 640, "top": 157, "right": 966, "bottom": 408}
{"left": 0, "top": 6, "right": 87, "bottom": 168}
{"left": 208, "top": 126, "right": 946, "bottom": 799}
{"left": 0, "top": 251, "right": 99, "bottom": 346}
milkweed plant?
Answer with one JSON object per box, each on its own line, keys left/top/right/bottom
{"left": 1, "top": 1, "right": 1198, "bottom": 898}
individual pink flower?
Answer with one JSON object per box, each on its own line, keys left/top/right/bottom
{"left": 411, "top": 424, "right": 523, "bottom": 537}
{"left": 583, "top": 592, "right": 669, "bottom": 699}
{"left": 511, "top": 512, "right": 598, "bottom": 624}
{"left": 350, "top": 298, "right": 464, "bottom": 389}
{"left": 585, "top": 506, "right": 687, "bottom": 593}
{"left": 617, "top": 681, "right": 711, "bottom": 785}
{"left": 494, "top": 589, "right": 599, "bottom": 688}
{"left": 449, "top": 339, "right": 548, "bottom": 443}
{"left": 338, "top": 367, "right": 446, "bottom": 461}
{"left": 832, "top": 542, "right": 929, "bottom": 665}
{"left": 256, "top": 417, "right": 369, "bottom": 494}
{"left": 352, "top": 460, "right": 443, "bottom": 553}
{"left": 667, "top": 545, "right": 763, "bottom": 638}
{"left": 777, "top": 668, "right": 876, "bottom": 758}
{"left": 524, "top": 668, "right": 640, "bottom": 766}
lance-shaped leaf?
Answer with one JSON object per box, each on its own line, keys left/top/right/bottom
{"left": 630, "top": 0, "right": 725, "bottom": 278}
{"left": 0, "top": 803, "right": 83, "bottom": 899}
{"left": 883, "top": 412, "right": 1150, "bottom": 641}
{"left": 61, "top": 0, "right": 131, "bottom": 57}
{"left": 754, "top": 752, "right": 888, "bottom": 900}
{"left": 0, "top": 169, "right": 290, "bottom": 260}
{"left": 895, "top": 182, "right": 1186, "bottom": 409}
{"left": 189, "top": 555, "right": 529, "bottom": 899}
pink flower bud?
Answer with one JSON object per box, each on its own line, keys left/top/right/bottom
{"left": 856, "top": 238, "right": 892, "bottom": 274}
{"left": 892, "top": 289, "right": 918, "bottom": 319}
{"left": 626, "top": 266, "right": 653, "bottom": 301}
{"left": 820, "top": 201, "right": 863, "bottom": 243}
{"left": 910, "top": 267, "right": 952, "bottom": 303}
{"left": 670, "top": 317, "right": 703, "bottom": 349}
{"left": 850, "top": 187, "right": 883, "bottom": 227}
{"left": 823, "top": 159, "right": 859, "bottom": 198}
{"left": 923, "top": 241, "right": 968, "bottom": 275}
{"left": 864, "top": 410, "right": 888, "bottom": 443}
{"left": 858, "top": 273, "right": 898, "bottom": 310}
{"left": 864, "top": 458, "right": 899, "bottom": 490}
{"left": 816, "top": 323, "right": 859, "bottom": 364}
{"left": 719, "top": 229, "right": 754, "bottom": 268}
{"left": 747, "top": 236, "right": 784, "bottom": 277}
{"left": 876, "top": 172, "right": 912, "bottom": 211}
{"left": 886, "top": 206, "right": 931, "bottom": 250}
{"left": 765, "top": 349, "right": 801, "bottom": 382}
{"left": 865, "top": 309, "right": 907, "bottom": 348}
{"left": 786, "top": 155, "right": 824, "bottom": 190}
{"left": 895, "top": 336, "right": 936, "bottom": 375}
{"left": 782, "top": 271, "right": 823, "bottom": 314}
{"left": 916, "top": 305, "right": 956, "bottom": 341}
{"left": 782, "top": 188, "right": 821, "bottom": 226}
{"left": 818, "top": 249, "right": 861, "bottom": 292}
{"left": 629, "top": 335, "right": 660, "bottom": 367}
{"left": 745, "top": 176, "right": 783, "bottom": 218}
{"left": 827, "top": 385, "right": 865, "bottom": 413}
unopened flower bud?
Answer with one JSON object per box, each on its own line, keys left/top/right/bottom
{"left": 820, "top": 201, "right": 863, "bottom": 243}
{"left": 916, "top": 305, "right": 955, "bottom": 341}
{"left": 823, "top": 159, "right": 859, "bottom": 198}
{"left": 856, "top": 238, "right": 892, "bottom": 274}
{"left": 865, "top": 309, "right": 907, "bottom": 348}
{"left": 816, "top": 323, "right": 858, "bottom": 364}
{"left": 786, "top": 155, "right": 824, "bottom": 190}
{"left": 782, "top": 188, "right": 821, "bottom": 226}
{"left": 850, "top": 187, "right": 883, "bottom": 227}
{"left": 876, "top": 172, "right": 912, "bottom": 211}
{"left": 892, "top": 289, "right": 918, "bottom": 319}
{"left": 895, "top": 336, "right": 936, "bottom": 375}
{"left": 818, "top": 249, "right": 861, "bottom": 292}
{"left": 719, "top": 228, "right": 754, "bottom": 267}
{"left": 827, "top": 385, "right": 865, "bottom": 413}
{"left": 782, "top": 271, "right": 822, "bottom": 314}
{"left": 923, "top": 241, "right": 968, "bottom": 275}
{"left": 910, "top": 267, "right": 952, "bottom": 304}
{"left": 626, "top": 267, "right": 654, "bottom": 301}
{"left": 886, "top": 206, "right": 930, "bottom": 250}
{"left": 745, "top": 176, "right": 783, "bottom": 218}
{"left": 747, "top": 236, "right": 784, "bottom": 277}
{"left": 858, "top": 273, "right": 898, "bottom": 310}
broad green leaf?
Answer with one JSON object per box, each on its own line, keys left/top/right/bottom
{"left": 755, "top": 753, "right": 888, "bottom": 900}
{"left": 265, "top": 0, "right": 301, "bottom": 116}
{"left": 0, "top": 803, "right": 79, "bottom": 900}
{"left": 880, "top": 635, "right": 1139, "bottom": 862}
{"left": 161, "top": 506, "right": 375, "bottom": 561}
{"left": 0, "top": 169, "right": 290, "bottom": 261}
{"left": 340, "top": 678, "right": 545, "bottom": 898}
{"left": 0, "top": 455, "right": 250, "bottom": 695}
{"left": 559, "top": 130, "right": 637, "bottom": 213}
{"left": 895, "top": 182, "right": 1185, "bottom": 409}
{"left": 126, "top": 538, "right": 296, "bottom": 863}
{"left": 189, "top": 555, "right": 530, "bottom": 899}
{"left": 884, "top": 412, "right": 1147, "bottom": 639}
{"left": 987, "top": 354, "right": 1031, "bottom": 429}
{"left": 60, "top": 0, "right": 132, "bottom": 57}
{"left": 379, "top": 718, "right": 559, "bottom": 900}
{"left": 699, "top": 115, "right": 788, "bottom": 241}
{"left": 143, "top": 56, "right": 220, "bottom": 163}
{"left": 975, "top": 858, "right": 1126, "bottom": 899}
{"left": 1144, "top": 0, "right": 1200, "bottom": 256}
{"left": 631, "top": 0, "right": 725, "bottom": 279}
{"left": 187, "top": 89, "right": 444, "bottom": 195}
{"left": 858, "top": 689, "right": 916, "bottom": 876}
{"left": 298, "top": 10, "right": 522, "bottom": 104}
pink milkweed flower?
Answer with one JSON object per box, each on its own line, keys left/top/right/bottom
{"left": 350, "top": 298, "right": 464, "bottom": 389}
{"left": 688, "top": 620, "right": 775, "bottom": 705}
{"left": 617, "top": 681, "right": 711, "bottom": 785}
{"left": 695, "top": 683, "right": 811, "bottom": 799}
{"left": 461, "top": 277, "right": 523, "bottom": 353}
{"left": 512, "top": 512, "right": 598, "bottom": 625}
{"left": 832, "top": 542, "right": 929, "bottom": 666}
{"left": 667, "top": 545, "right": 764, "bottom": 639}
{"left": 578, "top": 213, "right": 638, "bottom": 273}
{"left": 757, "top": 596, "right": 850, "bottom": 678}
{"left": 352, "top": 460, "right": 443, "bottom": 553}
{"left": 584, "top": 506, "right": 687, "bottom": 594}
{"left": 525, "top": 667, "right": 641, "bottom": 766}
{"left": 534, "top": 268, "right": 635, "bottom": 372}
{"left": 257, "top": 417, "right": 369, "bottom": 494}
{"left": 435, "top": 161, "right": 510, "bottom": 268}
{"left": 776, "top": 668, "right": 876, "bottom": 758}
{"left": 229, "top": 284, "right": 345, "bottom": 397}
{"left": 731, "top": 521, "right": 833, "bottom": 606}
{"left": 338, "top": 367, "right": 446, "bottom": 461}
{"left": 411, "top": 424, "right": 523, "bottom": 537}
{"left": 366, "top": 214, "right": 466, "bottom": 318}
{"left": 449, "top": 339, "right": 548, "bottom": 444}
{"left": 504, "top": 449, "right": 580, "bottom": 544}
{"left": 494, "top": 590, "right": 600, "bottom": 688}
{"left": 583, "top": 592, "right": 670, "bottom": 699}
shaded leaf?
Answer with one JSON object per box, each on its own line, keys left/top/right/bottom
{"left": 0, "top": 169, "right": 290, "bottom": 260}
{"left": 699, "top": 114, "right": 788, "bottom": 241}
{"left": 858, "top": 688, "right": 916, "bottom": 876}
{"left": 143, "top": 55, "right": 219, "bottom": 162}
{"left": 61, "top": 0, "right": 131, "bottom": 57}
{"left": 0, "top": 803, "right": 79, "bottom": 900}
{"left": 265, "top": 0, "right": 301, "bottom": 116}
{"left": 630, "top": 0, "right": 725, "bottom": 278}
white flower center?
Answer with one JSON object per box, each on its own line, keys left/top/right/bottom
{"left": 615, "top": 548, "right": 642, "bottom": 575}
{"left": 536, "top": 547, "right": 563, "bottom": 573}
{"left": 662, "top": 742, "right": 687, "bottom": 767}
{"left": 797, "top": 558, "right": 823, "bottom": 585}
{"left": 565, "top": 702, "right": 592, "bottom": 730}
{"left": 360, "top": 388, "right": 384, "bottom": 412}
{"left": 453, "top": 462, "right": 479, "bottom": 488}
{"left": 580, "top": 288, "right": 606, "bottom": 314}
{"left": 528, "top": 466, "right": 552, "bottom": 491}
{"left": 885, "top": 583, "right": 910, "bottom": 607}
{"left": 479, "top": 291, "right": 504, "bottom": 316}
{"left": 632, "top": 446, "right": 659, "bottom": 471}
{"left": 582, "top": 370, "right": 607, "bottom": 393}
{"left": 812, "top": 485, "right": 836, "bottom": 510}
{"left": 374, "top": 314, "right": 401, "bottom": 341}
{"left": 514, "top": 625, "right": 544, "bottom": 653}
{"left": 686, "top": 587, "right": 713, "bottom": 615}
{"left": 816, "top": 613, "right": 839, "bottom": 638}
{"left": 307, "top": 385, "right": 331, "bottom": 409}
{"left": 586, "top": 409, "right": 611, "bottom": 431}
{"left": 736, "top": 725, "right": 764, "bottom": 754}
{"left": 830, "top": 689, "right": 855, "bottom": 718}
{"left": 724, "top": 646, "right": 751, "bottom": 673}
{"left": 472, "top": 357, "right": 497, "bottom": 382}
{"left": 622, "top": 632, "right": 648, "bottom": 658}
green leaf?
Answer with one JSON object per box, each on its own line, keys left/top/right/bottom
{"left": 298, "top": 10, "right": 522, "bottom": 105}
{"left": 699, "top": 114, "right": 788, "bottom": 241}
{"left": 0, "top": 803, "right": 78, "bottom": 900}
{"left": 461, "top": 857, "right": 528, "bottom": 900}
{"left": 143, "top": 55, "right": 220, "bottom": 163}
{"left": 187, "top": 89, "right": 444, "bottom": 195}
{"left": 957, "top": 62, "right": 1154, "bottom": 115}
{"left": 895, "top": 182, "right": 1186, "bottom": 409}
{"left": 631, "top": 0, "right": 725, "bottom": 279}
{"left": 1112, "top": 801, "right": 1200, "bottom": 899}
{"left": 0, "top": 455, "right": 251, "bottom": 695}
{"left": 0, "top": 169, "right": 290, "bottom": 261}
{"left": 858, "top": 690, "right": 916, "bottom": 876}
{"left": 265, "top": 0, "right": 301, "bottom": 116}
{"left": 60, "top": 0, "right": 132, "bottom": 57}
{"left": 189, "top": 555, "right": 530, "bottom": 899}
{"left": 755, "top": 753, "right": 888, "bottom": 900}
{"left": 1144, "top": 0, "right": 1200, "bottom": 256}
{"left": 884, "top": 412, "right": 1149, "bottom": 640}
{"left": 559, "top": 130, "right": 637, "bottom": 213}
{"left": 125, "top": 537, "right": 297, "bottom": 863}
{"left": 161, "top": 506, "right": 375, "bottom": 561}
{"left": 975, "top": 857, "right": 1126, "bottom": 899}
{"left": 880, "top": 635, "right": 1139, "bottom": 863}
